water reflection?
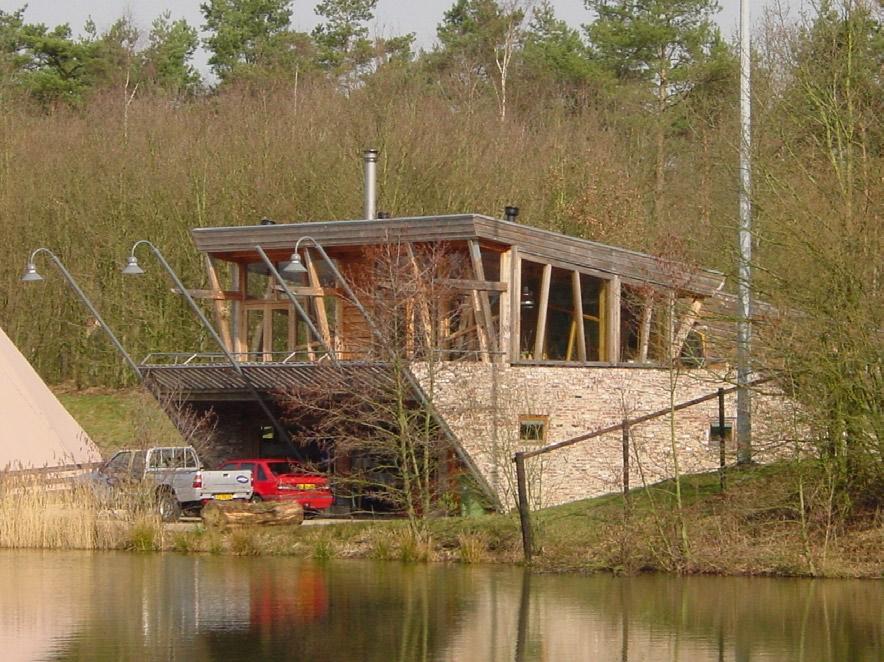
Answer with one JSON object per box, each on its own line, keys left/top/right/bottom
{"left": 0, "top": 551, "right": 880, "bottom": 661}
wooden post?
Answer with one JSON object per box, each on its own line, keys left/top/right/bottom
{"left": 499, "top": 249, "right": 512, "bottom": 362}
{"left": 622, "top": 420, "right": 630, "bottom": 506}
{"left": 304, "top": 249, "right": 333, "bottom": 357}
{"left": 468, "top": 240, "right": 498, "bottom": 357}
{"left": 718, "top": 387, "right": 727, "bottom": 493}
{"left": 232, "top": 263, "right": 246, "bottom": 356}
{"left": 514, "top": 452, "right": 533, "bottom": 564}
{"left": 204, "top": 256, "right": 232, "bottom": 351}
{"left": 571, "top": 270, "right": 587, "bottom": 362}
{"left": 469, "top": 289, "right": 491, "bottom": 362}
{"left": 672, "top": 297, "right": 704, "bottom": 360}
{"left": 638, "top": 295, "right": 654, "bottom": 362}
{"left": 262, "top": 306, "right": 273, "bottom": 362}
{"left": 534, "top": 263, "right": 552, "bottom": 360}
{"left": 607, "top": 275, "right": 621, "bottom": 363}
{"left": 510, "top": 248, "right": 521, "bottom": 361}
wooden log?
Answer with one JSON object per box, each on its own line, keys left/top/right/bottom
{"left": 468, "top": 240, "right": 498, "bottom": 356}
{"left": 498, "top": 250, "right": 512, "bottom": 361}
{"left": 304, "top": 249, "right": 333, "bottom": 353}
{"left": 534, "top": 263, "right": 552, "bottom": 360}
{"left": 510, "top": 248, "right": 521, "bottom": 360}
{"left": 607, "top": 275, "right": 621, "bottom": 363}
{"left": 201, "top": 500, "right": 304, "bottom": 529}
{"left": 571, "top": 270, "right": 587, "bottom": 362}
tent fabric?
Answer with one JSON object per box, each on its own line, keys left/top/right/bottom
{"left": 0, "top": 326, "right": 101, "bottom": 470}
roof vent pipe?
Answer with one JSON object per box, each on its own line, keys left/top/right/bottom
{"left": 504, "top": 206, "right": 519, "bottom": 223}
{"left": 363, "top": 149, "right": 378, "bottom": 220}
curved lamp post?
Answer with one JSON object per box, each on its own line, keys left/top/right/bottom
{"left": 278, "top": 236, "right": 384, "bottom": 351}
{"left": 22, "top": 247, "right": 141, "bottom": 378}
{"left": 123, "top": 240, "right": 296, "bottom": 452}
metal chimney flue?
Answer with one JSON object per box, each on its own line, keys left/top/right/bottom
{"left": 504, "top": 206, "right": 519, "bottom": 223}
{"left": 363, "top": 149, "right": 378, "bottom": 220}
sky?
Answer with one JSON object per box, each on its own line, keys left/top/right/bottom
{"left": 2, "top": 0, "right": 808, "bottom": 78}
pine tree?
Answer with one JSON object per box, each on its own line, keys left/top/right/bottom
{"left": 584, "top": 0, "right": 725, "bottom": 223}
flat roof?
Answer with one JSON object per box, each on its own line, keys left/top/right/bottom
{"left": 191, "top": 214, "right": 725, "bottom": 296}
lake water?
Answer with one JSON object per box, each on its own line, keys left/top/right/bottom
{"left": 0, "top": 550, "right": 880, "bottom": 661}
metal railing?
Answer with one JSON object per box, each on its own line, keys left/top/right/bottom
{"left": 140, "top": 348, "right": 507, "bottom": 366}
{"left": 140, "top": 350, "right": 337, "bottom": 366}
{"left": 513, "top": 377, "right": 771, "bottom": 563}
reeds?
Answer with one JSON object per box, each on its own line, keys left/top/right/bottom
{"left": 0, "top": 473, "right": 161, "bottom": 550}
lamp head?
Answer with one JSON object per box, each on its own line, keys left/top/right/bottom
{"left": 521, "top": 285, "right": 535, "bottom": 309}
{"left": 20, "top": 262, "right": 43, "bottom": 282}
{"left": 121, "top": 255, "right": 145, "bottom": 275}
{"left": 281, "top": 252, "right": 307, "bottom": 275}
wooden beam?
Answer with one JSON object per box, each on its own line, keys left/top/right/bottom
{"left": 607, "top": 275, "right": 621, "bottom": 363}
{"left": 303, "top": 249, "right": 333, "bottom": 353}
{"left": 442, "top": 278, "right": 508, "bottom": 292}
{"left": 204, "top": 256, "right": 233, "bottom": 352}
{"left": 406, "top": 244, "right": 433, "bottom": 351}
{"left": 468, "top": 240, "right": 498, "bottom": 357}
{"left": 534, "top": 263, "right": 552, "bottom": 360}
{"left": 672, "top": 297, "right": 704, "bottom": 359}
{"left": 469, "top": 289, "right": 490, "bottom": 362}
{"left": 235, "top": 265, "right": 248, "bottom": 355}
{"left": 571, "top": 270, "right": 587, "bottom": 362}
{"left": 262, "top": 308, "right": 273, "bottom": 361}
{"left": 498, "top": 250, "right": 512, "bottom": 362}
{"left": 638, "top": 295, "right": 654, "bottom": 362}
{"left": 171, "top": 287, "right": 243, "bottom": 301}
{"left": 271, "top": 284, "right": 327, "bottom": 297}
{"left": 510, "top": 248, "right": 521, "bottom": 360}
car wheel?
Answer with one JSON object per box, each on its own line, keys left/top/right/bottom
{"left": 250, "top": 494, "right": 263, "bottom": 503}
{"left": 156, "top": 489, "right": 181, "bottom": 522}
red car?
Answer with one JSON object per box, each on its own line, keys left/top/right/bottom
{"left": 218, "top": 458, "right": 334, "bottom": 511}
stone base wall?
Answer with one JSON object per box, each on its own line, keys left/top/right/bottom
{"left": 412, "top": 363, "right": 798, "bottom": 510}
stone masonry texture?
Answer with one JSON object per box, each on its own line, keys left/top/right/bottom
{"left": 412, "top": 363, "right": 797, "bottom": 510}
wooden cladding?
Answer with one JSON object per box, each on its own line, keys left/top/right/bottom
{"left": 185, "top": 239, "right": 706, "bottom": 367}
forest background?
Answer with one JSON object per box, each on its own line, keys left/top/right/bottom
{"left": 0, "top": 0, "right": 879, "bottom": 507}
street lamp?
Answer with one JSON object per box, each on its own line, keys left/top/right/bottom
{"left": 123, "top": 240, "right": 296, "bottom": 452}
{"left": 21, "top": 247, "right": 141, "bottom": 378}
{"left": 280, "top": 237, "right": 382, "bottom": 346}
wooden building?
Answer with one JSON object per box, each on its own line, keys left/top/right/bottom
{"left": 142, "top": 213, "right": 779, "bottom": 511}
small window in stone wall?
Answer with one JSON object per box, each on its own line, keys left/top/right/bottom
{"left": 708, "top": 420, "right": 735, "bottom": 450}
{"left": 519, "top": 416, "right": 548, "bottom": 444}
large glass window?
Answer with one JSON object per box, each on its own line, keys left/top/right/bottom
{"left": 519, "top": 262, "right": 605, "bottom": 362}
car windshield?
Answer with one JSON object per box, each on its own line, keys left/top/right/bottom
{"left": 267, "top": 461, "right": 299, "bottom": 477}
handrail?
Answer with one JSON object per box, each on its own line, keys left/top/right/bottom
{"left": 519, "top": 376, "right": 771, "bottom": 460}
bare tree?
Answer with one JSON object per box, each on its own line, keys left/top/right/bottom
{"left": 278, "top": 241, "right": 479, "bottom": 539}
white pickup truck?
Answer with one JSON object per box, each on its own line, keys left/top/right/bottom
{"left": 92, "top": 446, "right": 253, "bottom": 521}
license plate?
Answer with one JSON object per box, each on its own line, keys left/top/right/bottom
{"left": 214, "top": 493, "right": 234, "bottom": 500}
{"left": 297, "top": 484, "right": 316, "bottom": 491}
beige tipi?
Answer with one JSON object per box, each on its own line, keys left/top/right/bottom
{"left": 0, "top": 325, "right": 101, "bottom": 470}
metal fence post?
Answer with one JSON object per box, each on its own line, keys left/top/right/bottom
{"left": 718, "top": 388, "right": 727, "bottom": 493}
{"left": 514, "top": 452, "right": 533, "bottom": 564}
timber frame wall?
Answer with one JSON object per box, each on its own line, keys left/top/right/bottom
{"left": 183, "top": 214, "right": 725, "bottom": 368}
